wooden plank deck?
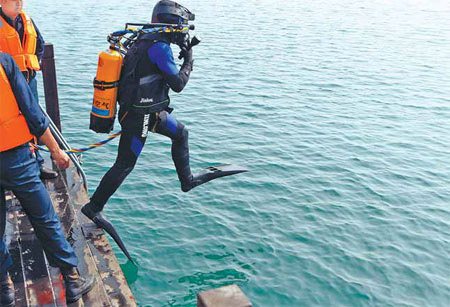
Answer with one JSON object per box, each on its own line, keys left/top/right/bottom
{"left": 5, "top": 157, "right": 136, "bottom": 307}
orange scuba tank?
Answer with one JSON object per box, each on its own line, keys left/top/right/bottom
{"left": 89, "top": 45, "right": 123, "bottom": 133}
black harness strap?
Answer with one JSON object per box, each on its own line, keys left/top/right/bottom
{"left": 93, "top": 78, "right": 120, "bottom": 90}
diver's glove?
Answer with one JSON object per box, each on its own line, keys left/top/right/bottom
{"left": 179, "top": 48, "right": 194, "bottom": 70}
{"left": 179, "top": 48, "right": 193, "bottom": 82}
{"left": 178, "top": 46, "right": 193, "bottom": 61}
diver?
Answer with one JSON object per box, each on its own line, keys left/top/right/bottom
{"left": 83, "top": 1, "right": 247, "bottom": 241}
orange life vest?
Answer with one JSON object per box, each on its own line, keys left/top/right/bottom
{"left": 0, "top": 63, "right": 33, "bottom": 152}
{"left": 0, "top": 11, "right": 40, "bottom": 72}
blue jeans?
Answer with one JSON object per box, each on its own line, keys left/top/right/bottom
{"left": 0, "top": 145, "right": 78, "bottom": 273}
{"left": 28, "top": 76, "right": 45, "bottom": 166}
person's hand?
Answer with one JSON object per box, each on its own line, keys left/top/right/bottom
{"left": 51, "top": 149, "right": 70, "bottom": 170}
{"left": 179, "top": 47, "right": 193, "bottom": 63}
{"left": 39, "top": 127, "right": 70, "bottom": 169}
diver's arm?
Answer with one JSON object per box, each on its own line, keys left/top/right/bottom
{"left": 148, "top": 42, "right": 193, "bottom": 93}
{"left": 165, "top": 48, "right": 193, "bottom": 93}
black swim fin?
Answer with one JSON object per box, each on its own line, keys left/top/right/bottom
{"left": 183, "top": 164, "right": 249, "bottom": 192}
{"left": 81, "top": 204, "right": 135, "bottom": 265}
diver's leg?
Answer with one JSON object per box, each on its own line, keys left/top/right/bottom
{"left": 155, "top": 112, "right": 249, "bottom": 192}
{"left": 155, "top": 111, "right": 193, "bottom": 191}
{"left": 81, "top": 112, "right": 149, "bottom": 263}
{"left": 88, "top": 112, "right": 149, "bottom": 212}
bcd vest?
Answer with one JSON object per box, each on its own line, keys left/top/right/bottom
{"left": 0, "top": 12, "right": 40, "bottom": 72}
{"left": 118, "top": 35, "right": 170, "bottom": 114}
{"left": 0, "top": 64, "right": 33, "bottom": 152}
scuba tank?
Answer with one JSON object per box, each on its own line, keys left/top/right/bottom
{"left": 89, "top": 23, "right": 198, "bottom": 133}
{"left": 89, "top": 43, "right": 123, "bottom": 133}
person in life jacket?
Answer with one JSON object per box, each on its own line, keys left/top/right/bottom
{"left": 0, "top": 0, "right": 58, "bottom": 180}
{"left": 0, "top": 52, "right": 96, "bottom": 305}
{"left": 82, "top": 0, "right": 248, "bottom": 223}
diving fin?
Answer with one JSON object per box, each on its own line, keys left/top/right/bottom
{"left": 81, "top": 204, "right": 135, "bottom": 265}
{"left": 183, "top": 164, "right": 249, "bottom": 192}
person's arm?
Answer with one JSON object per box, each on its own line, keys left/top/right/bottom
{"left": 1, "top": 54, "right": 69, "bottom": 169}
{"left": 38, "top": 127, "right": 70, "bottom": 169}
{"left": 32, "top": 19, "right": 45, "bottom": 63}
{"left": 3, "top": 54, "right": 48, "bottom": 136}
{"left": 148, "top": 42, "right": 193, "bottom": 93}
{"left": 2, "top": 53, "right": 48, "bottom": 137}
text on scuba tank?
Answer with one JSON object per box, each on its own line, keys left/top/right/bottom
{"left": 94, "top": 99, "right": 111, "bottom": 110}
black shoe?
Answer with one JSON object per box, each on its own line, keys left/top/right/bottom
{"left": 81, "top": 202, "right": 136, "bottom": 264}
{"left": 81, "top": 202, "right": 101, "bottom": 223}
{"left": 0, "top": 273, "right": 15, "bottom": 307}
{"left": 61, "top": 267, "right": 95, "bottom": 304}
{"left": 40, "top": 166, "right": 58, "bottom": 180}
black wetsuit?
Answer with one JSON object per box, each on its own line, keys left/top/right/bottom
{"left": 89, "top": 39, "right": 193, "bottom": 211}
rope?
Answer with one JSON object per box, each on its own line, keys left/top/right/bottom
{"left": 31, "top": 131, "right": 122, "bottom": 154}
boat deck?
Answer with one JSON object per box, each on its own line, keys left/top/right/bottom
{"left": 4, "top": 157, "right": 136, "bottom": 307}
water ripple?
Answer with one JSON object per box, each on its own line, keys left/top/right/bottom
{"left": 27, "top": 0, "right": 450, "bottom": 306}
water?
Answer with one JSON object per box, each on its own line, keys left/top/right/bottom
{"left": 27, "top": 0, "right": 450, "bottom": 306}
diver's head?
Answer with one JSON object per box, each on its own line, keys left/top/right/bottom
{"left": 151, "top": 0, "right": 195, "bottom": 25}
{"left": 0, "top": 0, "right": 23, "bottom": 19}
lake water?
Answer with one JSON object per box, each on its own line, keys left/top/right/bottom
{"left": 28, "top": 0, "right": 450, "bottom": 306}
